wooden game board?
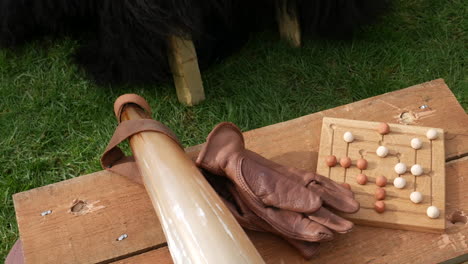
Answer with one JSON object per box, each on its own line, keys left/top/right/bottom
{"left": 316, "top": 117, "right": 446, "bottom": 233}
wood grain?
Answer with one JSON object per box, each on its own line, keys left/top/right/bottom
{"left": 316, "top": 117, "right": 446, "bottom": 232}
{"left": 111, "top": 230, "right": 309, "bottom": 264}
{"left": 13, "top": 171, "right": 165, "bottom": 264}
{"left": 13, "top": 79, "right": 468, "bottom": 263}
{"left": 112, "top": 247, "right": 173, "bottom": 264}
{"left": 167, "top": 35, "right": 205, "bottom": 106}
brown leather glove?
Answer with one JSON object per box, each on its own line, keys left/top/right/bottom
{"left": 196, "top": 122, "right": 359, "bottom": 244}
{"left": 204, "top": 171, "right": 320, "bottom": 259}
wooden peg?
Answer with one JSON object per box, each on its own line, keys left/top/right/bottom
{"left": 167, "top": 35, "right": 205, "bottom": 106}
{"left": 276, "top": 0, "right": 301, "bottom": 47}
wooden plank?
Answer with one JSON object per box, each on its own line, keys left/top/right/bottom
{"left": 113, "top": 158, "right": 468, "bottom": 264}
{"left": 112, "top": 231, "right": 307, "bottom": 264}
{"left": 13, "top": 171, "right": 165, "bottom": 264}
{"left": 276, "top": 0, "right": 301, "bottom": 47}
{"left": 167, "top": 35, "right": 205, "bottom": 106}
{"left": 13, "top": 79, "right": 468, "bottom": 263}
{"left": 316, "top": 117, "right": 446, "bottom": 232}
{"left": 186, "top": 79, "right": 468, "bottom": 165}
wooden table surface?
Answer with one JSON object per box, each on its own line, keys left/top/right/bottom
{"left": 13, "top": 79, "right": 468, "bottom": 264}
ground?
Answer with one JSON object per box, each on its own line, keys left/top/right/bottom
{"left": 0, "top": 0, "right": 466, "bottom": 260}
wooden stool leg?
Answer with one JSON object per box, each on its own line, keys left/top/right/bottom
{"left": 276, "top": 0, "right": 301, "bottom": 47}
{"left": 167, "top": 36, "right": 205, "bottom": 106}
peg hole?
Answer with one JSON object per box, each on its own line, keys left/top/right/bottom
{"left": 448, "top": 210, "right": 467, "bottom": 226}
{"left": 70, "top": 200, "right": 87, "bottom": 214}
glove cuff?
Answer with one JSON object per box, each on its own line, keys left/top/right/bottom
{"left": 196, "top": 122, "right": 245, "bottom": 176}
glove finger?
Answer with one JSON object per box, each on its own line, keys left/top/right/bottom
{"left": 244, "top": 150, "right": 354, "bottom": 200}
{"left": 307, "top": 207, "right": 354, "bottom": 233}
{"left": 277, "top": 164, "right": 355, "bottom": 199}
{"left": 242, "top": 157, "right": 322, "bottom": 213}
{"left": 313, "top": 173, "right": 355, "bottom": 198}
{"left": 242, "top": 150, "right": 358, "bottom": 213}
{"left": 225, "top": 184, "right": 274, "bottom": 232}
{"left": 260, "top": 206, "right": 334, "bottom": 242}
{"left": 226, "top": 187, "right": 325, "bottom": 258}
{"left": 228, "top": 187, "right": 322, "bottom": 259}
{"left": 308, "top": 182, "right": 360, "bottom": 213}
{"left": 222, "top": 197, "right": 265, "bottom": 232}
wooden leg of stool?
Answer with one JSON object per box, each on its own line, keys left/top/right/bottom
{"left": 276, "top": 0, "right": 301, "bottom": 47}
{"left": 167, "top": 35, "right": 205, "bottom": 106}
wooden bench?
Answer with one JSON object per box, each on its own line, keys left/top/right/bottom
{"left": 12, "top": 79, "right": 468, "bottom": 263}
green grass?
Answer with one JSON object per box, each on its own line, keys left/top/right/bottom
{"left": 0, "top": 0, "right": 466, "bottom": 260}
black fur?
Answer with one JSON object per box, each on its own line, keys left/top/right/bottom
{"left": 0, "top": 0, "right": 388, "bottom": 85}
{"left": 296, "top": 0, "right": 389, "bottom": 38}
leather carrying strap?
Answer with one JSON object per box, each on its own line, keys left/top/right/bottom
{"left": 101, "top": 94, "right": 182, "bottom": 181}
{"left": 114, "top": 93, "right": 152, "bottom": 122}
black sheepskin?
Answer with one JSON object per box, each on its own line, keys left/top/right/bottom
{"left": 0, "top": 0, "right": 388, "bottom": 85}
{"left": 295, "top": 0, "right": 389, "bottom": 38}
